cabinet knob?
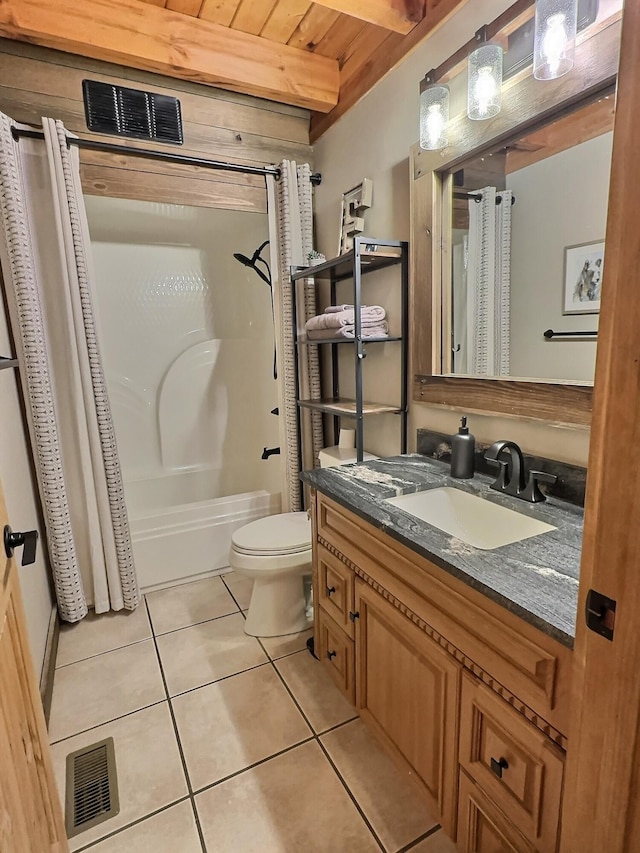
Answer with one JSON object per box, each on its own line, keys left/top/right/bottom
{"left": 326, "top": 586, "right": 336, "bottom": 597}
{"left": 349, "top": 611, "right": 360, "bottom": 622}
{"left": 490, "top": 756, "right": 509, "bottom": 779}
{"left": 327, "top": 650, "right": 337, "bottom": 660}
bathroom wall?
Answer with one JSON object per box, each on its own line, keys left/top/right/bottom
{"left": 0, "top": 291, "right": 54, "bottom": 679}
{"left": 312, "top": 0, "right": 594, "bottom": 467}
{"left": 507, "top": 132, "right": 612, "bottom": 381}
{"left": 0, "top": 37, "right": 312, "bottom": 212}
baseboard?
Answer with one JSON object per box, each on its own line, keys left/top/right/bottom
{"left": 140, "top": 565, "right": 232, "bottom": 596}
{"left": 40, "top": 605, "right": 59, "bottom": 726}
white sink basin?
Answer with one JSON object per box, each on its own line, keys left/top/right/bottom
{"left": 385, "top": 487, "right": 556, "bottom": 551}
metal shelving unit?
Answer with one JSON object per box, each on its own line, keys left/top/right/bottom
{"left": 291, "top": 236, "right": 408, "bottom": 464}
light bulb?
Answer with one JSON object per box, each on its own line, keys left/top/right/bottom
{"left": 425, "top": 104, "right": 444, "bottom": 148}
{"left": 533, "top": 0, "right": 577, "bottom": 80}
{"left": 419, "top": 82, "right": 449, "bottom": 150}
{"left": 542, "top": 13, "right": 568, "bottom": 77}
{"left": 475, "top": 67, "right": 497, "bottom": 117}
{"left": 467, "top": 43, "right": 502, "bottom": 121}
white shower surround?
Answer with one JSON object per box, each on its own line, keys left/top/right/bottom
{"left": 86, "top": 198, "right": 282, "bottom": 589}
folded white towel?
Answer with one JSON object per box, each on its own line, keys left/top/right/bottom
{"left": 324, "top": 304, "right": 386, "bottom": 322}
{"left": 305, "top": 309, "right": 386, "bottom": 333}
{"left": 306, "top": 322, "right": 389, "bottom": 340}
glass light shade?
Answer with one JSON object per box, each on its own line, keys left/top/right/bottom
{"left": 419, "top": 84, "right": 449, "bottom": 151}
{"left": 467, "top": 43, "right": 503, "bottom": 120}
{"left": 533, "top": 0, "right": 578, "bottom": 80}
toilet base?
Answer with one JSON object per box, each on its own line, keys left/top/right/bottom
{"left": 243, "top": 574, "right": 311, "bottom": 638}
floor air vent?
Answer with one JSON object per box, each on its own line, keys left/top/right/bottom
{"left": 65, "top": 737, "right": 119, "bottom": 838}
{"left": 82, "top": 79, "right": 183, "bottom": 144}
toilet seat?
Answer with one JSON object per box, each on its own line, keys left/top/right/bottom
{"left": 231, "top": 512, "right": 311, "bottom": 557}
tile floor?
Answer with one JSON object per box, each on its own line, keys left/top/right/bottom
{"left": 49, "top": 572, "right": 456, "bottom": 853}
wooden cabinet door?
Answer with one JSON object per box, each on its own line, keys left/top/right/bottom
{"left": 0, "top": 478, "right": 68, "bottom": 852}
{"left": 354, "top": 577, "right": 461, "bottom": 835}
{"left": 457, "top": 771, "right": 536, "bottom": 853}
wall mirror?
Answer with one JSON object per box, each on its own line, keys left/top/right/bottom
{"left": 410, "top": 2, "right": 622, "bottom": 426}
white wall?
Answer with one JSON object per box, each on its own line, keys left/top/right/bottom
{"left": 0, "top": 296, "right": 53, "bottom": 679}
{"left": 313, "top": 0, "right": 592, "bottom": 466}
{"left": 508, "top": 132, "right": 612, "bottom": 381}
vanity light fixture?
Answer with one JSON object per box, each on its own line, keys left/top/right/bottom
{"left": 533, "top": 0, "right": 578, "bottom": 80}
{"left": 419, "top": 72, "right": 449, "bottom": 151}
{"left": 467, "top": 31, "right": 503, "bottom": 120}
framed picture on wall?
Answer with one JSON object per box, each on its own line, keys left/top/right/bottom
{"left": 563, "top": 240, "right": 605, "bottom": 314}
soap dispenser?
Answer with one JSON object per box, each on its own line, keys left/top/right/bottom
{"left": 451, "top": 416, "right": 475, "bottom": 479}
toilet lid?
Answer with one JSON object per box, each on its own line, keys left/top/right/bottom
{"left": 232, "top": 512, "right": 312, "bottom": 555}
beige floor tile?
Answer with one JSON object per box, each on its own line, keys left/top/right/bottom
{"left": 50, "top": 703, "right": 188, "bottom": 851}
{"left": 173, "top": 664, "right": 311, "bottom": 791}
{"left": 409, "top": 830, "right": 457, "bottom": 852}
{"left": 56, "top": 605, "right": 152, "bottom": 668}
{"left": 156, "top": 612, "right": 268, "bottom": 696}
{"left": 222, "top": 571, "right": 254, "bottom": 610}
{"left": 275, "top": 650, "right": 357, "bottom": 733}
{"left": 196, "top": 740, "right": 379, "bottom": 853}
{"left": 49, "top": 640, "right": 165, "bottom": 743}
{"left": 146, "top": 576, "right": 238, "bottom": 635}
{"left": 88, "top": 800, "right": 201, "bottom": 853}
{"left": 321, "top": 719, "right": 438, "bottom": 851}
{"left": 259, "top": 627, "right": 313, "bottom": 660}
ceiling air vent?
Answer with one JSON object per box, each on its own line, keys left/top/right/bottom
{"left": 82, "top": 79, "right": 183, "bottom": 144}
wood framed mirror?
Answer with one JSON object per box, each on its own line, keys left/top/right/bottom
{"left": 410, "top": 2, "right": 622, "bottom": 427}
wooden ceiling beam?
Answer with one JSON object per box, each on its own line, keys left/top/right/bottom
{"left": 310, "top": 0, "right": 468, "bottom": 140}
{"left": 0, "top": 0, "right": 340, "bottom": 113}
{"left": 311, "top": 0, "right": 425, "bottom": 34}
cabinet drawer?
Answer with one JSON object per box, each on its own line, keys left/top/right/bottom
{"left": 317, "top": 608, "right": 355, "bottom": 704}
{"left": 317, "top": 543, "right": 355, "bottom": 637}
{"left": 459, "top": 673, "right": 564, "bottom": 853}
{"left": 457, "top": 770, "right": 536, "bottom": 853}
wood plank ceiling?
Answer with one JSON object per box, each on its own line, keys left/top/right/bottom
{"left": 0, "top": 0, "right": 468, "bottom": 141}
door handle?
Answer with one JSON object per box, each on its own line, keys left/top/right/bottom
{"left": 3, "top": 525, "right": 38, "bottom": 566}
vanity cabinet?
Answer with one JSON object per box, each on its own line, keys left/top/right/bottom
{"left": 311, "top": 489, "right": 571, "bottom": 850}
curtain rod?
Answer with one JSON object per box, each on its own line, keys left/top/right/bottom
{"left": 10, "top": 127, "right": 322, "bottom": 186}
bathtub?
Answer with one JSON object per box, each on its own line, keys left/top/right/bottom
{"left": 125, "top": 469, "right": 281, "bottom": 591}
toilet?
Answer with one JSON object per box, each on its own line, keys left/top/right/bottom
{"left": 229, "top": 437, "right": 377, "bottom": 638}
{"left": 229, "top": 511, "right": 312, "bottom": 637}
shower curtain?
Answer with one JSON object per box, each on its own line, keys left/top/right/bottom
{"left": 0, "top": 113, "right": 139, "bottom": 620}
{"left": 268, "top": 161, "right": 323, "bottom": 512}
{"left": 467, "top": 186, "right": 512, "bottom": 376}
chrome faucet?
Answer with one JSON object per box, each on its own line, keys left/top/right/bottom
{"left": 484, "top": 440, "right": 557, "bottom": 503}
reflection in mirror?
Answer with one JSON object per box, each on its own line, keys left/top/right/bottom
{"left": 446, "top": 92, "right": 614, "bottom": 384}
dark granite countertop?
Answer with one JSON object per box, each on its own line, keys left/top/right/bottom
{"left": 302, "top": 455, "right": 582, "bottom": 648}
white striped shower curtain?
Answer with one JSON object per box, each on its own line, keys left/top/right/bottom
{"left": 467, "top": 186, "right": 512, "bottom": 376}
{"left": 267, "top": 161, "right": 323, "bottom": 511}
{"left": 0, "top": 113, "right": 138, "bottom": 620}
